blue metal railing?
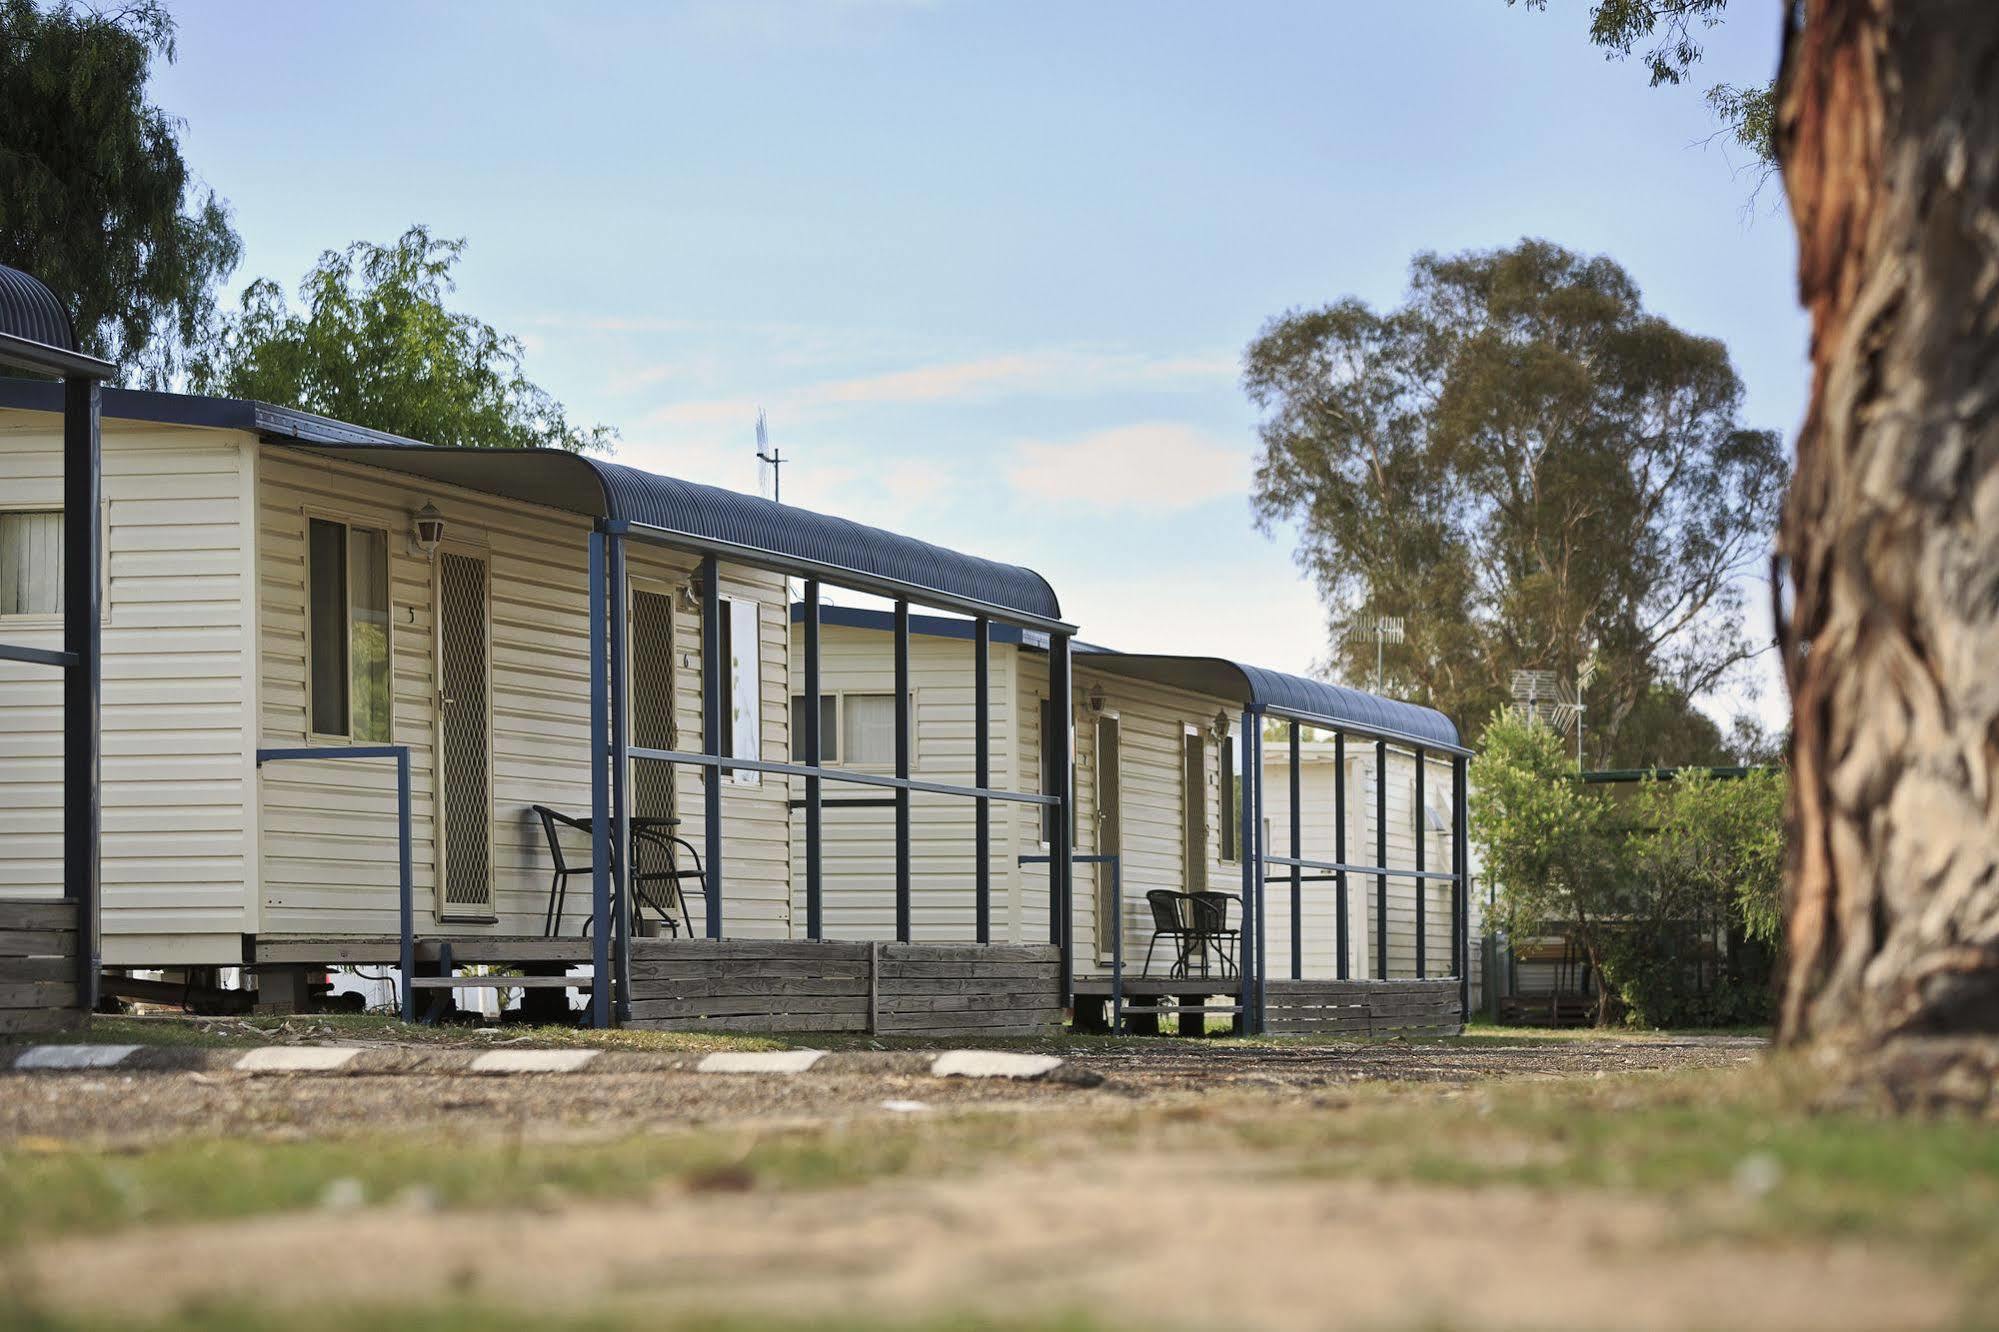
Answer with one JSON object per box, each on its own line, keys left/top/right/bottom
{"left": 255, "top": 745, "right": 414, "bottom": 1020}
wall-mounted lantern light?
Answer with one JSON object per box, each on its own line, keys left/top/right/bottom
{"left": 410, "top": 502, "right": 446, "bottom": 558}
{"left": 677, "top": 580, "right": 702, "bottom": 616}
{"left": 1085, "top": 684, "right": 1106, "bottom": 714}
{"left": 1210, "top": 709, "right": 1232, "bottom": 744}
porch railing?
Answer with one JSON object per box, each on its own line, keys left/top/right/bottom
{"left": 255, "top": 745, "right": 414, "bottom": 1020}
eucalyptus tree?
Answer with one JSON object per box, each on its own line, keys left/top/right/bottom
{"left": 0, "top": 0, "right": 241, "bottom": 383}
{"left": 1774, "top": 1, "right": 1999, "bottom": 1086}
{"left": 1243, "top": 239, "right": 1784, "bottom": 763}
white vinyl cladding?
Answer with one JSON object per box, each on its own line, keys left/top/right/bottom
{"left": 785, "top": 620, "right": 1024, "bottom": 942}
{"left": 0, "top": 413, "right": 258, "bottom": 965}
{"left": 257, "top": 447, "right": 794, "bottom": 941}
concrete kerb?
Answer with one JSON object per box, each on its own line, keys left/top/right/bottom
{"left": 0, "top": 1044, "right": 1081, "bottom": 1082}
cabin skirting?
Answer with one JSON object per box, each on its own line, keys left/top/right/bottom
{"left": 1262, "top": 978, "right": 1462, "bottom": 1038}
{"left": 0, "top": 900, "right": 85, "bottom": 1036}
{"left": 625, "top": 939, "right": 1062, "bottom": 1037}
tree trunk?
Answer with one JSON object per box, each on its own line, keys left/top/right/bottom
{"left": 1776, "top": 0, "right": 1999, "bottom": 1094}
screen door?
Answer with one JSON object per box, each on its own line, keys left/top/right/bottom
{"left": 435, "top": 550, "right": 493, "bottom": 918}
{"left": 1094, "top": 713, "right": 1122, "bottom": 959}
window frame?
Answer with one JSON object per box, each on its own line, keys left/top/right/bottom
{"left": 0, "top": 500, "right": 110, "bottom": 628}
{"left": 303, "top": 510, "right": 396, "bottom": 744}
{"left": 785, "top": 688, "right": 914, "bottom": 771}
{"left": 1218, "top": 724, "right": 1241, "bottom": 864}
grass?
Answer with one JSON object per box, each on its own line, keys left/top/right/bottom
{"left": 0, "top": 1111, "right": 1062, "bottom": 1249}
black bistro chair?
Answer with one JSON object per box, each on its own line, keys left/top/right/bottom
{"left": 1141, "top": 890, "right": 1197, "bottom": 978}
{"left": 1188, "top": 891, "right": 1240, "bottom": 978}
{"left": 532, "top": 806, "right": 706, "bottom": 938}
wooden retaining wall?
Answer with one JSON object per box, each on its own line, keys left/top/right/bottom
{"left": 0, "top": 900, "right": 84, "bottom": 1037}
{"left": 1263, "top": 978, "right": 1463, "bottom": 1038}
{"left": 626, "top": 940, "right": 1062, "bottom": 1038}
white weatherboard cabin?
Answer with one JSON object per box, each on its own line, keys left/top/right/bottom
{"left": 0, "top": 382, "right": 1082, "bottom": 1031}
{"left": 787, "top": 606, "right": 1476, "bottom": 1033}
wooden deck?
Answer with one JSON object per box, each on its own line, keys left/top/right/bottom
{"left": 0, "top": 899, "right": 86, "bottom": 1036}
{"left": 1073, "top": 974, "right": 1243, "bottom": 998}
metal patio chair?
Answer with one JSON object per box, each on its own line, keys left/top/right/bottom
{"left": 532, "top": 806, "right": 705, "bottom": 938}
{"left": 1141, "top": 889, "right": 1199, "bottom": 978}
{"left": 1188, "top": 890, "right": 1240, "bottom": 978}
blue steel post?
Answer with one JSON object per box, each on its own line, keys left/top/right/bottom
{"left": 1252, "top": 718, "right": 1267, "bottom": 1031}
{"left": 700, "top": 554, "right": 723, "bottom": 937}
{"left": 1049, "top": 632, "right": 1073, "bottom": 1006}
{"left": 63, "top": 376, "right": 100, "bottom": 1007}
{"left": 1375, "top": 737, "right": 1388, "bottom": 980}
{"left": 894, "top": 600, "right": 911, "bottom": 943}
{"left": 1236, "top": 710, "right": 1257, "bottom": 1033}
{"left": 587, "top": 532, "right": 612, "bottom": 1027}
{"left": 1289, "top": 721, "right": 1302, "bottom": 981}
{"left": 396, "top": 748, "right": 414, "bottom": 1022}
{"left": 802, "top": 580, "right": 823, "bottom": 939}
{"left": 1414, "top": 746, "right": 1426, "bottom": 979}
{"left": 974, "top": 616, "right": 991, "bottom": 945}
{"left": 1334, "top": 730, "right": 1349, "bottom": 980}
{"left": 608, "top": 530, "right": 631, "bottom": 1023}
{"left": 1455, "top": 753, "right": 1470, "bottom": 1023}
{"left": 1110, "top": 854, "right": 1122, "bottom": 1033}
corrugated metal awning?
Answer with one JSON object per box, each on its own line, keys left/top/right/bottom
{"left": 0, "top": 382, "right": 1062, "bottom": 627}
{"left": 1080, "top": 654, "right": 1466, "bottom": 754}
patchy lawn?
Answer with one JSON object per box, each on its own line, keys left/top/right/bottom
{"left": 1, "top": 1048, "right": 1994, "bottom": 1329}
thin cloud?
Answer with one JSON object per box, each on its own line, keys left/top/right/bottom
{"left": 635, "top": 345, "right": 1235, "bottom": 426}
{"left": 1007, "top": 422, "right": 1251, "bottom": 513}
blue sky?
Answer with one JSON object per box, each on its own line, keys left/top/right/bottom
{"left": 154, "top": 0, "right": 1803, "bottom": 729}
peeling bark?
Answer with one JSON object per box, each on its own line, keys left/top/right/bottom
{"left": 1777, "top": 0, "right": 1999, "bottom": 1072}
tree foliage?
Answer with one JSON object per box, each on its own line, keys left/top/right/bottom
{"left": 1244, "top": 239, "right": 1784, "bottom": 765}
{"left": 0, "top": 0, "right": 241, "bottom": 384}
{"left": 1511, "top": 0, "right": 1779, "bottom": 179}
{"left": 190, "top": 227, "right": 614, "bottom": 452}
{"left": 1472, "top": 710, "right": 1786, "bottom": 1026}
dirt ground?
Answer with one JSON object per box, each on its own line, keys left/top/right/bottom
{"left": 6, "top": 1031, "right": 1970, "bottom": 1331}
{"left": 0, "top": 1031, "right": 1766, "bottom": 1143}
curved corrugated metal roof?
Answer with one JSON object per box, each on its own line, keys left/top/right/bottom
{"left": 593, "top": 460, "right": 1061, "bottom": 622}
{"left": 0, "top": 381, "right": 1062, "bottom": 625}
{"left": 0, "top": 264, "right": 77, "bottom": 351}
{"left": 1082, "top": 653, "right": 1465, "bottom": 752}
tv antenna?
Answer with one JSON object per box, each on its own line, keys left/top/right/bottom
{"left": 1343, "top": 614, "right": 1405, "bottom": 693}
{"left": 1512, "top": 644, "right": 1598, "bottom": 769}
{"left": 755, "top": 408, "right": 784, "bottom": 504}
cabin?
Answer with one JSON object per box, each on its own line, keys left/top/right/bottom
{"left": 786, "top": 606, "right": 1476, "bottom": 1035}
{"left": 0, "top": 382, "right": 1078, "bottom": 1035}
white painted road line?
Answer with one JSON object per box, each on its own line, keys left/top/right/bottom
{"left": 14, "top": 1045, "right": 140, "bottom": 1070}
{"left": 696, "top": 1050, "right": 827, "bottom": 1074}
{"left": 930, "top": 1051, "right": 1063, "bottom": 1079}
{"left": 234, "top": 1046, "right": 363, "bottom": 1072}
{"left": 469, "top": 1049, "right": 601, "bottom": 1073}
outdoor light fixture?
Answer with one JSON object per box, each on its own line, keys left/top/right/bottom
{"left": 1210, "top": 709, "right": 1232, "bottom": 744}
{"left": 1085, "top": 684, "right": 1106, "bottom": 714}
{"left": 410, "top": 502, "right": 446, "bottom": 558}
{"left": 677, "top": 580, "right": 702, "bottom": 615}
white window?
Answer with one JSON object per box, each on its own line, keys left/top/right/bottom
{"left": 789, "top": 693, "right": 838, "bottom": 763}
{"left": 0, "top": 510, "right": 62, "bottom": 616}
{"left": 307, "top": 516, "right": 392, "bottom": 742}
{"left": 787, "top": 691, "right": 911, "bottom": 769}
{"left": 716, "top": 596, "right": 762, "bottom": 786}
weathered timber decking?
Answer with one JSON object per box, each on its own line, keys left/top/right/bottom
{"left": 626, "top": 939, "right": 1063, "bottom": 1037}
{"left": 1072, "top": 975, "right": 1243, "bottom": 998}
{"left": 1263, "top": 978, "right": 1463, "bottom": 1037}
{"left": 0, "top": 899, "right": 85, "bottom": 1036}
